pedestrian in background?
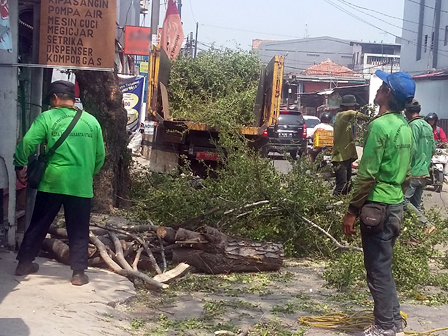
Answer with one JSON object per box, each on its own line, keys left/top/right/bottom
{"left": 404, "top": 99, "right": 435, "bottom": 234}
{"left": 343, "top": 71, "right": 415, "bottom": 336}
{"left": 332, "top": 95, "right": 369, "bottom": 195}
{"left": 14, "top": 80, "right": 105, "bottom": 286}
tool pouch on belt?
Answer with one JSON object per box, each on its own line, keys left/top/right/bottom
{"left": 360, "top": 202, "right": 387, "bottom": 234}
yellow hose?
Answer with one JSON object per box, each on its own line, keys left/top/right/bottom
{"left": 298, "top": 310, "right": 448, "bottom": 335}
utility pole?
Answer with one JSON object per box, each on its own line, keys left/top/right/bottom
{"left": 26, "top": 3, "right": 44, "bottom": 231}
{"left": 150, "top": 0, "right": 160, "bottom": 45}
{"left": 194, "top": 22, "right": 198, "bottom": 58}
{"left": 190, "top": 32, "right": 194, "bottom": 56}
{"left": 177, "top": 0, "right": 182, "bottom": 19}
{"left": 0, "top": 0, "right": 19, "bottom": 247}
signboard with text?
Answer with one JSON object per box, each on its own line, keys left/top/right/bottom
{"left": 39, "top": 0, "right": 116, "bottom": 68}
{"left": 124, "top": 26, "right": 162, "bottom": 55}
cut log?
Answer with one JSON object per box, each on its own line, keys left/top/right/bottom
{"left": 156, "top": 226, "right": 176, "bottom": 243}
{"left": 48, "top": 225, "right": 68, "bottom": 239}
{"left": 42, "top": 238, "right": 71, "bottom": 265}
{"left": 153, "top": 263, "right": 191, "bottom": 284}
{"left": 174, "top": 228, "right": 207, "bottom": 244}
{"left": 172, "top": 226, "right": 284, "bottom": 274}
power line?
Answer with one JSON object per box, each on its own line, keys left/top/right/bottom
{"left": 188, "top": 0, "right": 197, "bottom": 23}
{"left": 408, "top": 0, "right": 448, "bottom": 14}
{"left": 200, "top": 24, "right": 303, "bottom": 39}
{"left": 335, "top": 0, "right": 448, "bottom": 47}
{"left": 336, "top": 0, "right": 445, "bottom": 33}
{"left": 324, "top": 0, "right": 448, "bottom": 59}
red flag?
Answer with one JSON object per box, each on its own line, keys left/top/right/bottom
{"left": 160, "top": 0, "right": 184, "bottom": 60}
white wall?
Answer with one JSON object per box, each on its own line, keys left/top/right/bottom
{"left": 414, "top": 79, "right": 448, "bottom": 119}
{"left": 369, "top": 74, "right": 383, "bottom": 107}
{"left": 401, "top": 0, "right": 448, "bottom": 73}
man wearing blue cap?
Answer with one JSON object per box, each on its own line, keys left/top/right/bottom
{"left": 343, "top": 71, "right": 414, "bottom": 336}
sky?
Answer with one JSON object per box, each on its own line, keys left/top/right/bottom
{"left": 149, "top": 0, "right": 406, "bottom": 50}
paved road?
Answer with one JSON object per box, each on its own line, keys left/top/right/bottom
{"left": 270, "top": 156, "right": 448, "bottom": 214}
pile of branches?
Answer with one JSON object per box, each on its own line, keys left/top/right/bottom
{"left": 43, "top": 214, "right": 284, "bottom": 290}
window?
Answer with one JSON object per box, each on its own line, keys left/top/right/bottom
{"left": 431, "top": 32, "right": 435, "bottom": 50}
{"left": 445, "top": 26, "right": 448, "bottom": 46}
{"left": 307, "top": 53, "right": 320, "bottom": 57}
{"left": 424, "top": 34, "right": 428, "bottom": 53}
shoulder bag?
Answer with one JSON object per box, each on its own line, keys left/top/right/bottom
{"left": 27, "top": 107, "right": 83, "bottom": 189}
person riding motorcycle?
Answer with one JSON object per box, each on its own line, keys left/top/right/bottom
{"left": 425, "top": 113, "right": 447, "bottom": 145}
{"left": 309, "top": 112, "right": 334, "bottom": 162}
{"left": 425, "top": 113, "right": 448, "bottom": 185}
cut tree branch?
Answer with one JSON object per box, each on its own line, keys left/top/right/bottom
{"left": 91, "top": 223, "right": 162, "bottom": 274}
{"left": 89, "top": 233, "right": 167, "bottom": 290}
{"left": 109, "top": 232, "right": 133, "bottom": 271}
{"left": 132, "top": 247, "right": 144, "bottom": 271}
{"left": 223, "top": 200, "right": 270, "bottom": 215}
{"left": 299, "top": 215, "right": 362, "bottom": 252}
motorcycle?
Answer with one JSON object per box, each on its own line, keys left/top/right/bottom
{"left": 428, "top": 148, "right": 448, "bottom": 193}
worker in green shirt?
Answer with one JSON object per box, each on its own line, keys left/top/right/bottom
{"left": 344, "top": 71, "right": 415, "bottom": 336}
{"left": 403, "top": 99, "right": 435, "bottom": 234}
{"left": 13, "top": 81, "right": 105, "bottom": 286}
{"left": 332, "top": 95, "right": 369, "bottom": 195}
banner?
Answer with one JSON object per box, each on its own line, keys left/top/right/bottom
{"left": 39, "top": 0, "right": 116, "bottom": 68}
{"left": 119, "top": 76, "right": 145, "bottom": 132}
{"left": 160, "top": 0, "right": 184, "bottom": 60}
{"left": 124, "top": 26, "right": 162, "bottom": 55}
{"left": 0, "top": 0, "right": 12, "bottom": 51}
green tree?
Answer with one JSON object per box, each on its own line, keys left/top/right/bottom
{"left": 169, "top": 48, "right": 261, "bottom": 130}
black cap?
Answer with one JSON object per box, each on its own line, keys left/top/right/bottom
{"left": 43, "top": 80, "right": 76, "bottom": 105}
{"left": 340, "top": 94, "right": 359, "bottom": 107}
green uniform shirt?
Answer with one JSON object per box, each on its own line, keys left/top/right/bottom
{"left": 14, "top": 107, "right": 105, "bottom": 198}
{"left": 332, "top": 110, "right": 369, "bottom": 162}
{"left": 408, "top": 117, "right": 435, "bottom": 177}
{"left": 349, "top": 112, "right": 412, "bottom": 215}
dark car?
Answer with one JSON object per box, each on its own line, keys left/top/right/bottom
{"left": 263, "top": 110, "right": 307, "bottom": 159}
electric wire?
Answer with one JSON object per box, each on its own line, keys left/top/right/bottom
{"left": 188, "top": 0, "right": 197, "bottom": 23}
{"left": 408, "top": 0, "right": 448, "bottom": 14}
{"left": 324, "top": 0, "right": 448, "bottom": 59}
{"left": 336, "top": 0, "right": 446, "bottom": 32}
{"left": 333, "top": 0, "right": 448, "bottom": 49}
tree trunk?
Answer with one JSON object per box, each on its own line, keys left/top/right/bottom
{"left": 172, "top": 226, "right": 284, "bottom": 273}
{"left": 73, "top": 69, "right": 131, "bottom": 213}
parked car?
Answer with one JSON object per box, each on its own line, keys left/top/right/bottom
{"left": 303, "top": 115, "right": 321, "bottom": 139}
{"left": 263, "top": 110, "right": 307, "bottom": 159}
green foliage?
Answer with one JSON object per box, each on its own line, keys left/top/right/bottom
{"left": 252, "top": 319, "right": 306, "bottom": 336}
{"left": 323, "top": 251, "right": 365, "bottom": 290}
{"left": 324, "top": 210, "right": 448, "bottom": 294}
{"left": 169, "top": 48, "right": 261, "bottom": 129}
{"left": 130, "top": 318, "right": 145, "bottom": 330}
{"left": 130, "top": 135, "right": 348, "bottom": 258}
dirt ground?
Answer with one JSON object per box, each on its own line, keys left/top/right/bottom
{"left": 103, "top": 182, "right": 448, "bottom": 336}
{"left": 106, "top": 258, "right": 448, "bottom": 336}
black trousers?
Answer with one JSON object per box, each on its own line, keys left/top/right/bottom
{"left": 333, "top": 159, "right": 353, "bottom": 195}
{"left": 17, "top": 191, "right": 91, "bottom": 270}
{"left": 361, "top": 203, "right": 403, "bottom": 330}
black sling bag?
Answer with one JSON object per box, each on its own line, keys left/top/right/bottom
{"left": 27, "top": 107, "right": 83, "bottom": 189}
